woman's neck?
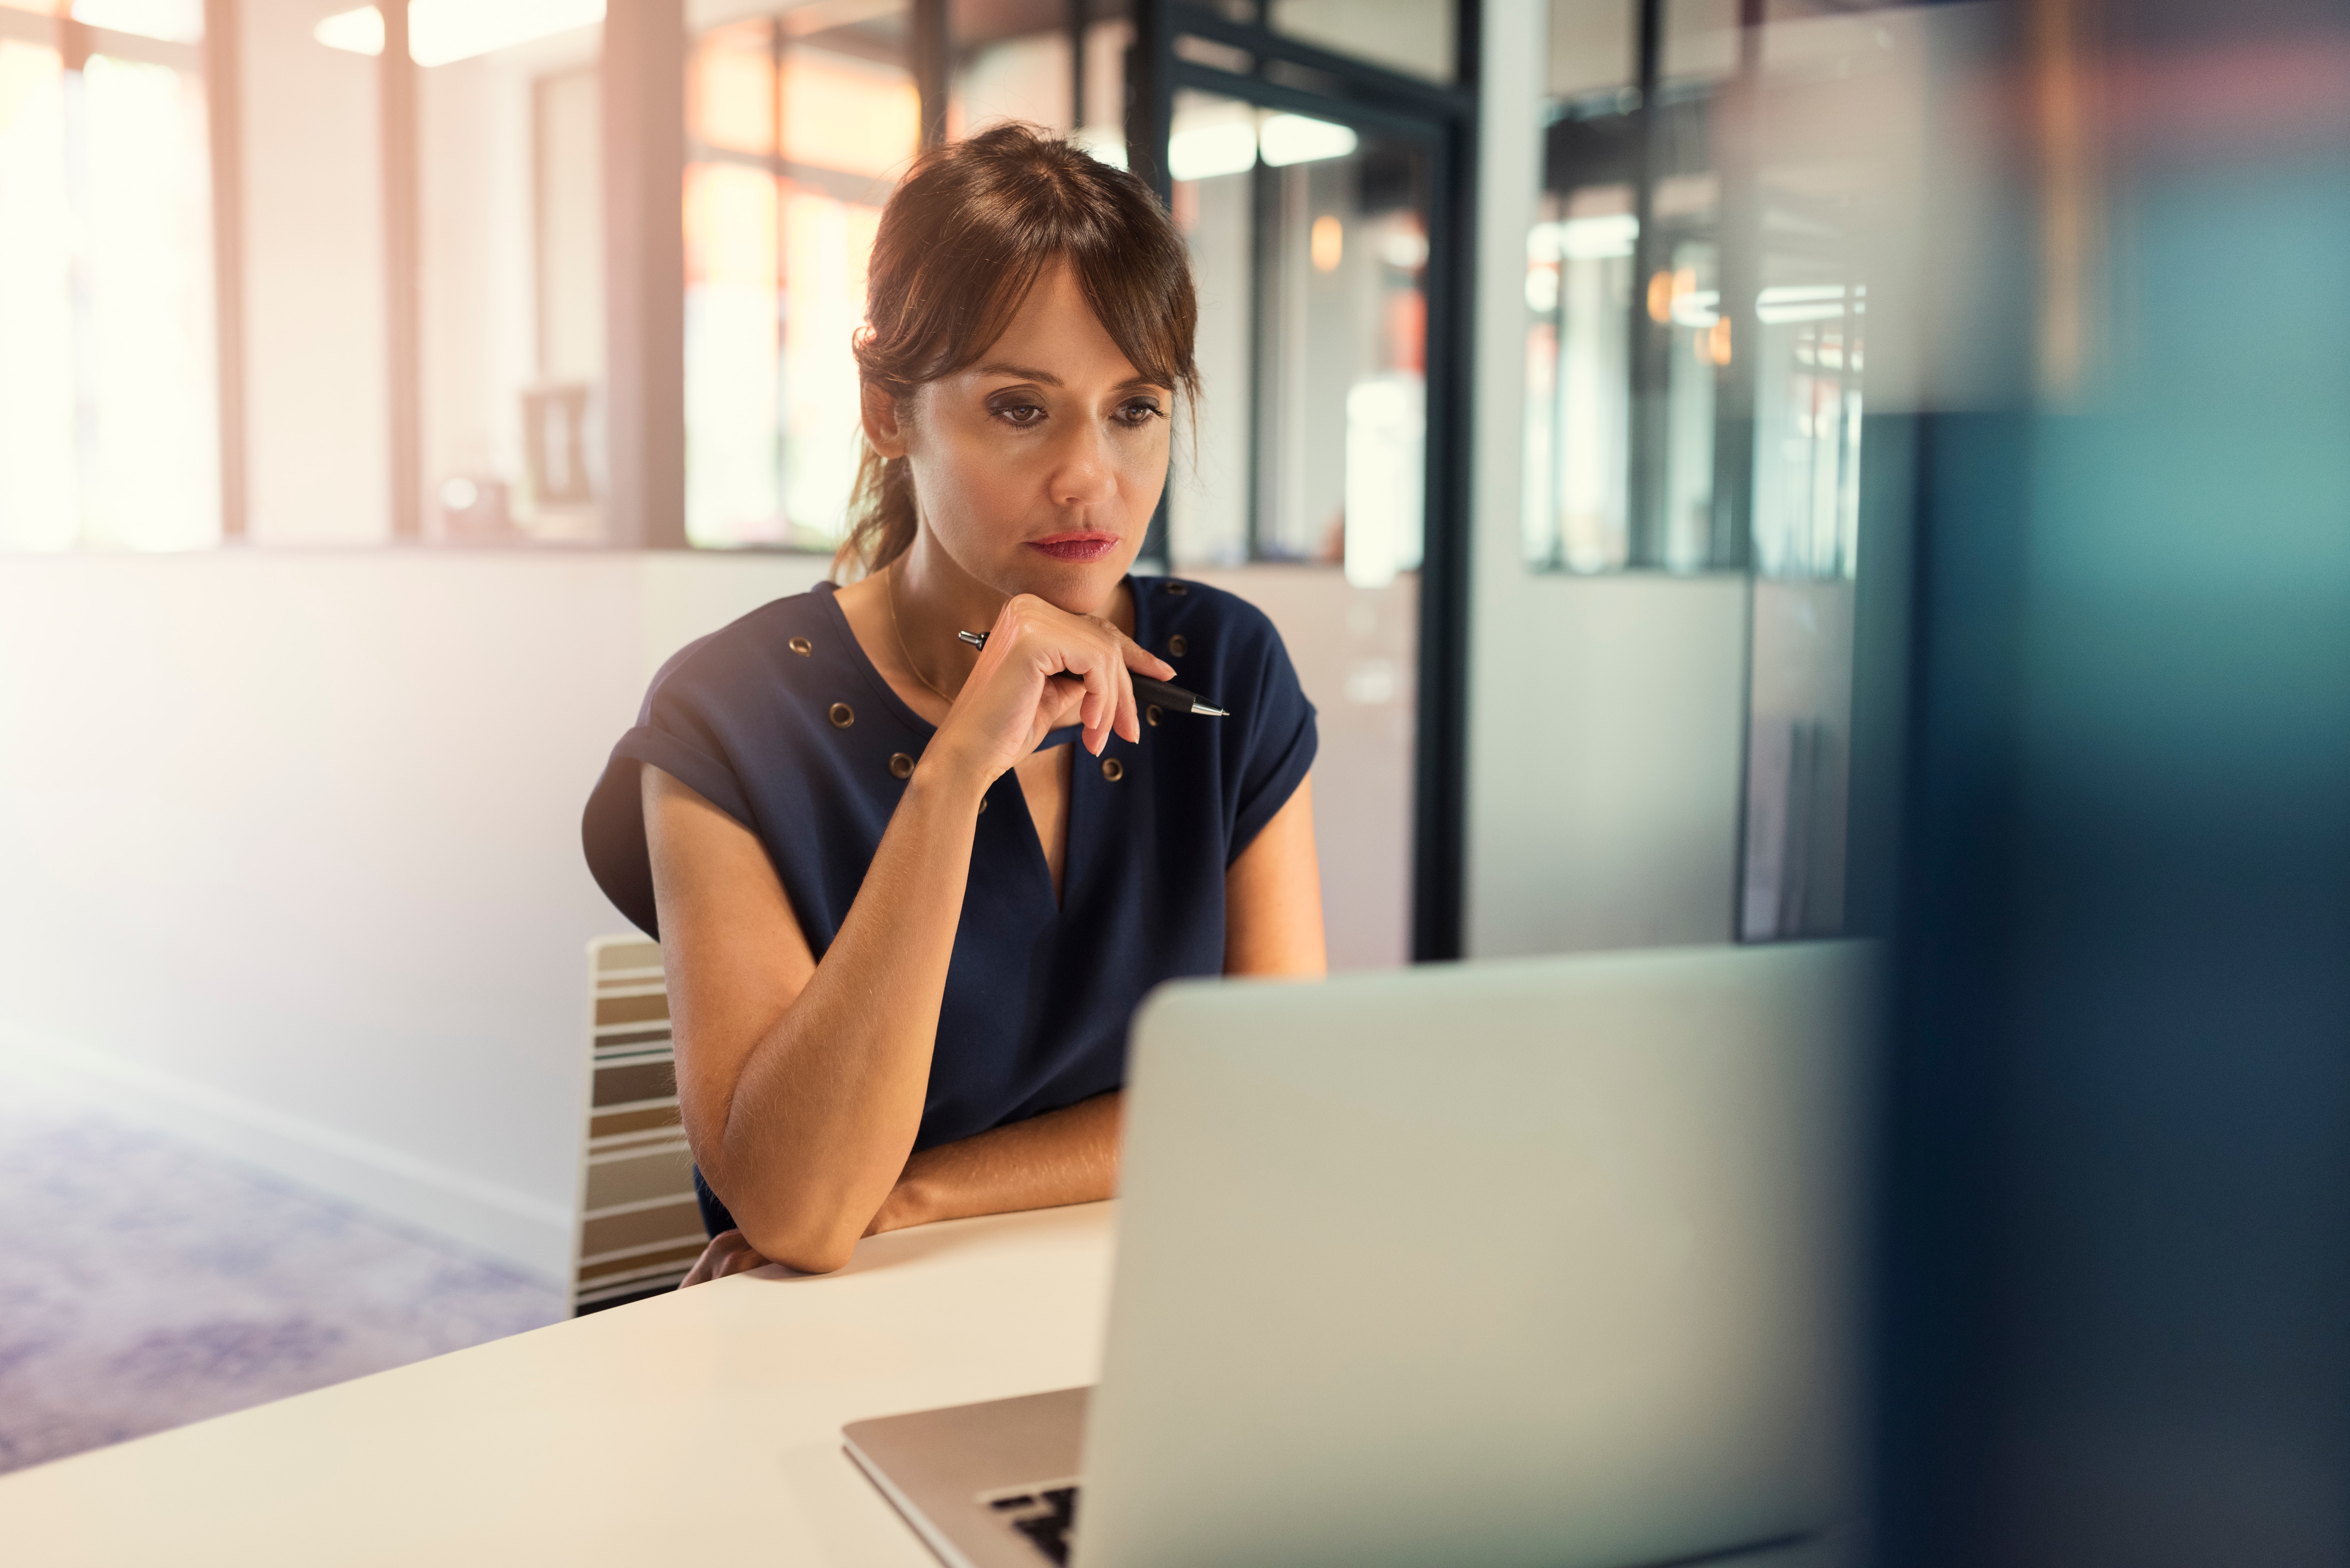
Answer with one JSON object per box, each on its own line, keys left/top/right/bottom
{"left": 884, "top": 536, "right": 997, "bottom": 700}
{"left": 892, "top": 533, "right": 1010, "bottom": 651}
{"left": 843, "top": 530, "right": 1134, "bottom": 716}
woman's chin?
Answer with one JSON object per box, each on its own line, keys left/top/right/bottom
{"left": 1002, "top": 549, "right": 1134, "bottom": 610}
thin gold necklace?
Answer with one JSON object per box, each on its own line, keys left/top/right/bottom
{"left": 885, "top": 559, "right": 960, "bottom": 708}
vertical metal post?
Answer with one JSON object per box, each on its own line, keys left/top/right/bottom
{"left": 382, "top": 0, "right": 422, "bottom": 540}
{"left": 1622, "top": 0, "right": 1663, "bottom": 566}
{"left": 1410, "top": 0, "right": 1480, "bottom": 964}
{"left": 914, "top": 0, "right": 949, "bottom": 150}
{"left": 202, "top": 0, "right": 246, "bottom": 541}
{"left": 1123, "top": 0, "right": 1172, "bottom": 203}
{"left": 1721, "top": 0, "right": 1763, "bottom": 940}
{"left": 1246, "top": 158, "right": 1278, "bottom": 558}
{"left": 1125, "top": 0, "right": 1174, "bottom": 566}
{"left": 603, "top": 0, "right": 689, "bottom": 548}
{"left": 1708, "top": 0, "right": 1762, "bottom": 571}
{"left": 772, "top": 16, "right": 790, "bottom": 527}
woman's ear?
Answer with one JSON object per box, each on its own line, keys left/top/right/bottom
{"left": 861, "top": 380, "right": 908, "bottom": 459}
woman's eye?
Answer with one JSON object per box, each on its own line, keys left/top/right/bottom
{"left": 994, "top": 403, "right": 1046, "bottom": 426}
{"left": 1117, "top": 399, "right": 1165, "bottom": 426}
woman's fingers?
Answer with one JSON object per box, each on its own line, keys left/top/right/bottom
{"left": 1120, "top": 627, "right": 1176, "bottom": 683}
{"left": 1007, "top": 598, "right": 1121, "bottom": 755}
{"left": 942, "top": 594, "right": 1167, "bottom": 773}
{"left": 1109, "top": 624, "right": 1172, "bottom": 743}
{"left": 715, "top": 1239, "right": 770, "bottom": 1279}
{"left": 682, "top": 1228, "right": 766, "bottom": 1287}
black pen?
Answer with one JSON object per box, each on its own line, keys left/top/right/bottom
{"left": 957, "top": 629, "right": 1230, "bottom": 717}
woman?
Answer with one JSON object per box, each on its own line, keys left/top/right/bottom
{"left": 582, "top": 124, "right": 1324, "bottom": 1279}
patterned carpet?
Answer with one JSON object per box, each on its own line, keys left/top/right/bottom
{"left": 0, "top": 1081, "right": 565, "bottom": 1475}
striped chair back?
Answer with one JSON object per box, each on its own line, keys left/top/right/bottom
{"left": 572, "top": 936, "right": 709, "bottom": 1314}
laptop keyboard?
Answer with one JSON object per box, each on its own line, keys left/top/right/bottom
{"left": 982, "top": 1481, "right": 1080, "bottom": 1564}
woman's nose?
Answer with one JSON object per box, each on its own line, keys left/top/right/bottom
{"left": 1052, "top": 425, "right": 1120, "bottom": 508}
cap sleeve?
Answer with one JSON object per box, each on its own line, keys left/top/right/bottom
{"left": 581, "top": 633, "right": 755, "bottom": 939}
{"left": 1225, "top": 609, "right": 1319, "bottom": 864}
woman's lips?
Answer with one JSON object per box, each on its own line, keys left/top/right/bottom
{"left": 1023, "top": 532, "right": 1120, "bottom": 563}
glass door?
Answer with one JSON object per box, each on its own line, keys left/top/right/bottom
{"left": 1163, "top": 88, "right": 1434, "bottom": 969}
{"left": 1132, "top": 1, "right": 1472, "bottom": 963}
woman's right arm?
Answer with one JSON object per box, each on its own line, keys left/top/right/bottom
{"left": 645, "top": 760, "right": 978, "bottom": 1274}
{"left": 643, "top": 593, "right": 1173, "bottom": 1274}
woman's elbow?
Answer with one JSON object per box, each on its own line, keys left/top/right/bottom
{"left": 734, "top": 1204, "right": 867, "bottom": 1276}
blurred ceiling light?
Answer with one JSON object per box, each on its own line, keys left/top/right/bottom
{"left": 70, "top": 0, "right": 203, "bottom": 43}
{"left": 1755, "top": 283, "right": 1865, "bottom": 325}
{"left": 1258, "top": 113, "right": 1355, "bottom": 168}
{"left": 1706, "top": 316, "right": 1733, "bottom": 366}
{"left": 1670, "top": 287, "right": 1721, "bottom": 329}
{"left": 313, "top": 6, "right": 384, "bottom": 55}
{"left": 1310, "top": 214, "right": 1343, "bottom": 272}
{"left": 1645, "top": 270, "right": 1674, "bottom": 324}
{"left": 1527, "top": 214, "right": 1637, "bottom": 263}
{"left": 1379, "top": 226, "right": 1428, "bottom": 271}
{"left": 313, "top": 0, "right": 605, "bottom": 67}
{"left": 1167, "top": 120, "right": 1256, "bottom": 182}
{"left": 1524, "top": 264, "right": 1559, "bottom": 313}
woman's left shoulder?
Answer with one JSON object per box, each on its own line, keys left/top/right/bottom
{"left": 1131, "top": 575, "right": 1286, "bottom": 663}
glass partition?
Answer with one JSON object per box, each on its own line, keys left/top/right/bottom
{"left": 1167, "top": 89, "right": 1429, "bottom": 586}
{"left": 1530, "top": 0, "right": 1911, "bottom": 943}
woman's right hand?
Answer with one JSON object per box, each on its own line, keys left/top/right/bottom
{"left": 926, "top": 593, "right": 1174, "bottom": 787}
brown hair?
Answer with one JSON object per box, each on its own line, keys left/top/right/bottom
{"left": 835, "top": 122, "right": 1200, "bottom": 579}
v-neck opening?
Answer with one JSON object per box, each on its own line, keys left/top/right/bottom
{"left": 1017, "top": 742, "right": 1075, "bottom": 913}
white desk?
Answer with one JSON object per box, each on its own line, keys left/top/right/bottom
{"left": 0, "top": 1202, "right": 1115, "bottom": 1567}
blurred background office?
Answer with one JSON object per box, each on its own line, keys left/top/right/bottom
{"left": 7, "top": 1, "right": 2350, "bottom": 1560}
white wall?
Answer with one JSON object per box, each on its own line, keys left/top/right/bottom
{"left": 0, "top": 551, "right": 827, "bottom": 1279}
{"left": 1463, "top": 0, "right": 1752, "bottom": 959}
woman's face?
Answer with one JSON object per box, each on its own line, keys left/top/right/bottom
{"left": 863, "top": 258, "right": 1174, "bottom": 613}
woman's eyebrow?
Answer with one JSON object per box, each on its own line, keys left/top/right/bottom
{"left": 975, "top": 362, "right": 1062, "bottom": 386}
{"left": 974, "top": 364, "right": 1167, "bottom": 394}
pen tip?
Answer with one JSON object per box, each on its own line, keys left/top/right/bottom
{"left": 1194, "top": 703, "right": 1230, "bottom": 717}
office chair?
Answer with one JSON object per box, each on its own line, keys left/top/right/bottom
{"left": 571, "top": 936, "right": 707, "bottom": 1314}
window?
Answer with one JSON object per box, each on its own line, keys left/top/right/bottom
{"left": 682, "top": 10, "right": 918, "bottom": 551}
{"left": 1523, "top": 0, "right": 1876, "bottom": 579}
{"left": 0, "top": 1, "right": 217, "bottom": 551}
{"left": 1167, "top": 92, "right": 1431, "bottom": 585}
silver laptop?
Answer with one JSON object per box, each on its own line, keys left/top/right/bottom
{"left": 845, "top": 942, "right": 1871, "bottom": 1568}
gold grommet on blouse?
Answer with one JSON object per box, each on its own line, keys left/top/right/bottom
{"left": 888, "top": 752, "right": 914, "bottom": 780}
{"left": 828, "top": 702, "right": 854, "bottom": 728}
{"left": 1101, "top": 757, "right": 1125, "bottom": 782}
{"left": 787, "top": 636, "right": 813, "bottom": 656}
{"left": 1167, "top": 633, "right": 1188, "bottom": 657}
{"left": 1145, "top": 704, "right": 1161, "bottom": 727}
{"left": 1165, "top": 581, "right": 1188, "bottom": 595}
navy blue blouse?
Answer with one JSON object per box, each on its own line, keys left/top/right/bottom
{"left": 582, "top": 576, "right": 1316, "bottom": 1234}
